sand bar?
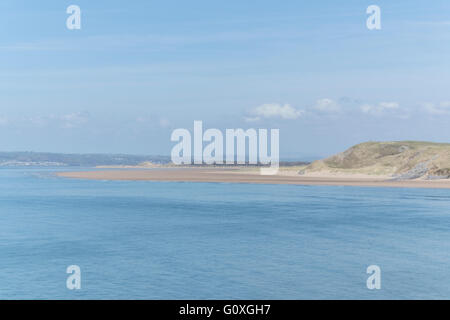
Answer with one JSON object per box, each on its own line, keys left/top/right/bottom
{"left": 56, "top": 168, "right": 450, "bottom": 189}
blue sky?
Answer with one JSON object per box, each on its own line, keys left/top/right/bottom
{"left": 1, "top": 0, "right": 450, "bottom": 158}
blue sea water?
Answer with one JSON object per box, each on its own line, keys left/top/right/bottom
{"left": 0, "top": 167, "right": 449, "bottom": 299}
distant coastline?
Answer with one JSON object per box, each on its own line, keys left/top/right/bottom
{"left": 0, "top": 151, "right": 170, "bottom": 167}
{"left": 8, "top": 140, "right": 450, "bottom": 189}
{"left": 56, "top": 140, "right": 450, "bottom": 189}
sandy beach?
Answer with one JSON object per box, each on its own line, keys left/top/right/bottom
{"left": 56, "top": 168, "right": 450, "bottom": 189}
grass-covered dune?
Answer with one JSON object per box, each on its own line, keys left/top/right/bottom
{"left": 301, "top": 141, "right": 450, "bottom": 180}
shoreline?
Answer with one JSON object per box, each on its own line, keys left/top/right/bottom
{"left": 56, "top": 168, "right": 450, "bottom": 189}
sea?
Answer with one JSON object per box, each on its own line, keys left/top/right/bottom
{"left": 0, "top": 167, "right": 449, "bottom": 299}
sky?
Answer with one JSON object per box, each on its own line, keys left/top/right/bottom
{"left": 1, "top": 0, "right": 450, "bottom": 159}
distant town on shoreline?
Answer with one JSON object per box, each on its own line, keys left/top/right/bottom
{"left": 0, "top": 151, "right": 309, "bottom": 167}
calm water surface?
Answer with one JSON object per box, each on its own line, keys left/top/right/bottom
{"left": 0, "top": 168, "right": 449, "bottom": 299}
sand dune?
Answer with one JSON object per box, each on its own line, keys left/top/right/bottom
{"left": 304, "top": 141, "right": 450, "bottom": 179}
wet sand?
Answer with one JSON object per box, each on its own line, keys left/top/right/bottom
{"left": 56, "top": 168, "right": 450, "bottom": 189}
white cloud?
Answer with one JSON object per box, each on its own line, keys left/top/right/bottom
{"left": 136, "top": 116, "right": 150, "bottom": 123}
{"left": 248, "top": 103, "right": 304, "bottom": 121}
{"left": 243, "top": 116, "right": 261, "bottom": 123}
{"left": 379, "top": 102, "right": 399, "bottom": 109}
{"left": 28, "top": 115, "right": 50, "bottom": 127}
{"left": 361, "top": 101, "right": 399, "bottom": 115}
{"left": 136, "top": 115, "right": 171, "bottom": 128}
{"left": 25, "top": 112, "right": 89, "bottom": 128}
{"left": 422, "top": 101, "right": 450, "bottom": 115}
{"left": 313, "top": 98, "right": 340, "bottom": 112}
{"left": 60, "top": 112, "right": 89, "bottom": 128}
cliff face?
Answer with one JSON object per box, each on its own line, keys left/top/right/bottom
{"left": 302, "top": 141, "right": 450, "bottom": 180}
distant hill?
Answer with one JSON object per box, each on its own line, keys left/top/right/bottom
{"left": 301, "top": 141, "right": 450, "bottom": 180}
{"left": 0, "top": 152, "right": 170, "bottom": 167}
